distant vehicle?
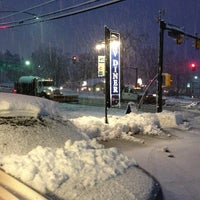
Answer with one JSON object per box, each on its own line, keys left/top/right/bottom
{"left": 14, "top": 76, "right": 62, "bottom": 99}
{"left": 14, "top": 76, "right": 79, "bottom": 103}
{"left": 0, "top": 82, "right": 14, "bottom": 93}
{"left": 122, "top": 86, "right": 165, "bottom": 105}
{"left": 122, "top": 86, "right": 144, "bottom": 103}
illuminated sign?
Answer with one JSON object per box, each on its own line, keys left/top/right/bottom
{"left": 110, "top": 32, "right": 120, "bottom": 107}
{"left": 98, "top": 56, "right": 105, "bottom": 77}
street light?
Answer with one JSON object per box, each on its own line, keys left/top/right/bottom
{"left": 95, "top": 42, "right": 105, "bottom": 51}
{"left": 25, "top": 60, "right": 31, "bottom": 66}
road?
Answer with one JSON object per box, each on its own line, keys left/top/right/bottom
{"left": 101, "top": 113, "right": 200, "bottom": 200}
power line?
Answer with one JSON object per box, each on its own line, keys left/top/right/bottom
{"left": 0, "top": 10, "right": 38, "bottom": 17}
{"left": 44, "top": 0, "right": 125, "bottom": 22}
{"left": 0, "top": 0, "right": 125, "bottom": 29}
{"left": 39, "top": 0, "right": 100, "bottom": 19}
{"left": 0, "top": 0, "right": 99, "bottom": 26}
{"left": 0, "top": 0, "right": 56, "bottom": 20}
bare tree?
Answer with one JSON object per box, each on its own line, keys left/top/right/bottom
{"left": 31, "top": 46, "right": 70, "bottom": 86}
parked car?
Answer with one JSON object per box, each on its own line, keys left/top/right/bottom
{"left": 122, "top": 86, "right": 144, "bottom": 103}
{"left": 122, "top": 86, "right": 165, "bottom": 105}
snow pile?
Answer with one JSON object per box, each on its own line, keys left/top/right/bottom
{"left": 185, "top": 101, "right": 200, "bottom": 110}
{"left": 1, "top": 139, "right": 135, "bottom": 197}
{"left": 70, "top": 111, "right": 184, "bottom": 141}
{"left": 0, "top": 93, "right": 59, "bottom": 117}
{"left": 109, "top": 113, "right": 161, "bottom": 135}
{"left": 156, "top": 111, "right": 184, "bottom": 128}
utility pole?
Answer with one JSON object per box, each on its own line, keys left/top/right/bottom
{"left": 157, "top": 19, "right": 165, "bottom": 112}
{"left": 156, "top": 10, "right": 200, "bottom": 113}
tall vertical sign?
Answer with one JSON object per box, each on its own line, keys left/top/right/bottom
{"left": 110, "top": 32, "right": 120, "bottom": 107}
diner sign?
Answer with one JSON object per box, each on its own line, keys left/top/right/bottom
{"left": 110, "top": 32, "right": 120, "bottom": 107}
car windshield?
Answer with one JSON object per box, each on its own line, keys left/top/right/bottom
{"left": 42, "top": 81, "right": 54, "bottom": 87}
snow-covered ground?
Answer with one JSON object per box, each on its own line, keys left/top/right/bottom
{"left": 0, "top": 93, "right": 198, "bottom": 199}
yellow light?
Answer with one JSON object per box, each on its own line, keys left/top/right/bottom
{"left": 96, "top": 87, "right": 100, "bottom": 92}
{"left": 195, "top": 39, "right": 200, "bottom": 49}
{"left": 95, "top": 43, "right": 105, "bottom": 51}
{"left": 162, "top": 73, "right": 172, "bottom": 87}
{"left": 176, "top": 35, "right": 183, "bottom": 44}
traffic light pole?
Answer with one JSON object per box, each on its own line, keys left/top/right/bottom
{"left": 157, "top": 20, "right": 165, "bottom": 112}
{"left": 156, "top": 18, "right": 200, "bottom": 113}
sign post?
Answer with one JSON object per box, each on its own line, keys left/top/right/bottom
{"left": 104, "top": 26, "right": 120, "bottom": 123}
{"left": 105, "top": 26, "right": 110, "bottom": 124}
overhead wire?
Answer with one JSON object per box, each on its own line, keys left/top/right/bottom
{"left": 42, "top": 0, "right": 125, "bottom": 22}
{"left": 0, "top": 0, "right": 57, "bottom": 20}
{"left": 0, "top": 0, "right": 125, "bottom": 29}
{"left": 0, "top": 0, "right": 100, "bottom": 26}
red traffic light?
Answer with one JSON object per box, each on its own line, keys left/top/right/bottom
{"left": 72, "top": 55, "right": 77, "bottom": 63}
{"left": 190, "top": 62, "right": 197, "bottom": 71}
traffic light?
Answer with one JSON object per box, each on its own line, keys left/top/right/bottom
{"left": 190, "top": 62, "right": 197, "bottom": 71}
{"left": 72, "top": 55, "right": 77, "bottom": 63}
{"left": 162, "top": 73, "right": 172, "bottom": 87}
{"left": 176, "top": 34, "right": 184, "bottom": 44}
{"left": 168, "top": 30, "right": 184, "bottom": 45}
{"left": 195, "top": 39, "right": 200, "bottom": 49}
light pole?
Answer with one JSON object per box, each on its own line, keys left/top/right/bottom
{"left": 157, "top": 19, "right": 165, "bottom": 112}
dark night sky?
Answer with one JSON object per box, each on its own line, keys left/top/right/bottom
{"left": 0, "top": 0, "right": 199, "bottom": 60}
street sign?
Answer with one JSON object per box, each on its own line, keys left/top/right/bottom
{"left": 98, "top": 55, "right": 105, "bottom": 77}
{"left": 110, "top": 31, "right": 120, "bottom": 107}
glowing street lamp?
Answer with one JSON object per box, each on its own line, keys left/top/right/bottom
{"left": 95, "top": 42, "right": 105, "bottom": 51}
{"left": 25, "top": 60, "right": 31, "bottom": 66}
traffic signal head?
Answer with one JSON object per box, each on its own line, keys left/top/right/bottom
{"left": 72, "top": 55, "right": 77, "bottom": 63}
{"left": 195, "top": 39, "right": 200, "bottom": 49}
{"left": 168, "top": 30, "right": 184, "bottom": 45}
{"left": 176, "top": 34, "right": 184, "bottom": 44}
{"left": 190, "top": 62, "right": 197, "bottom": 71}
{"left": 162, "top": 73, "right": 172, "bottom": 87}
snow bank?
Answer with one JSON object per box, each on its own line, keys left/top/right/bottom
{"left": 1, "top": 139, "right": 136, "bottom": 198}
{"left": 70, "top": 111, "right": 184, "bottom": 141}
{"left": 0, "top": 93, "right": 59, "bottom": 117}
{"left": 156, "top": 111, "right": 183, "bottom": 128}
